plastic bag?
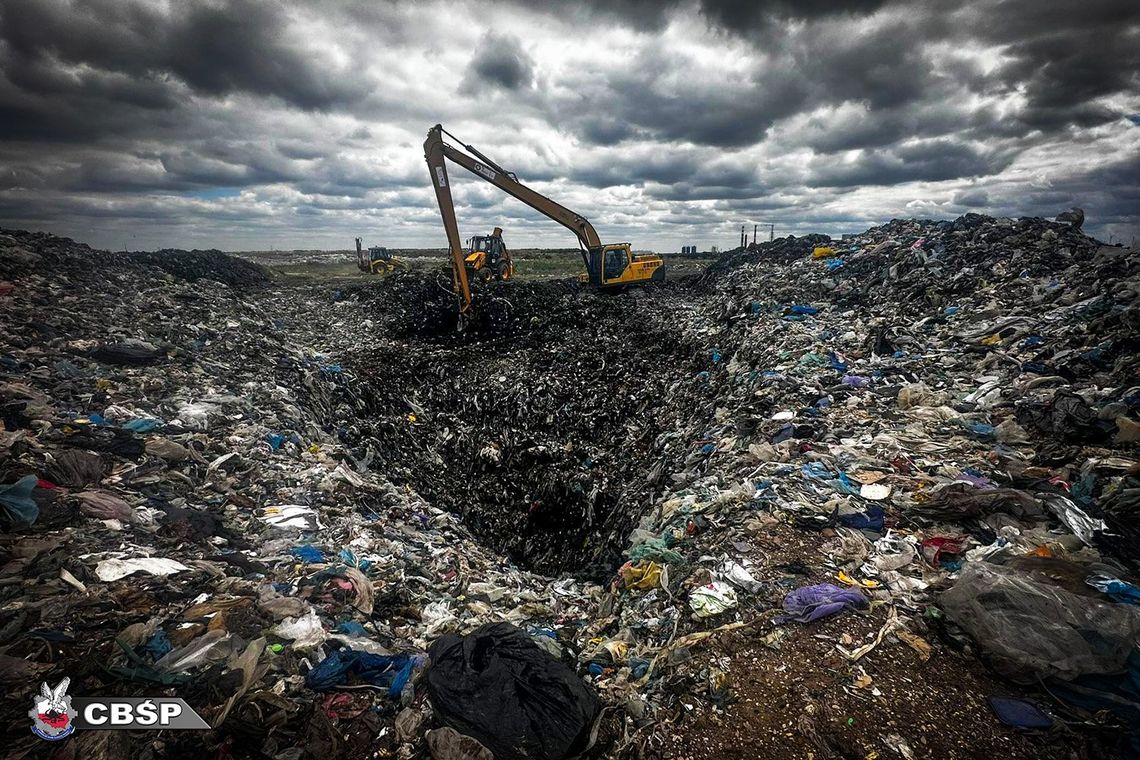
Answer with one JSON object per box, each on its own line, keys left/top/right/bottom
{"left": 778, "top": 584, "right": 867, "bottom": 623}
{"left": 273, "top": 609, "right": 327, "bottom": 649}
{"left": 0, "top": 475, "right": 39, "bottom": 526}
{"left": 427, "top": 622, "right": 599, "bottom": 760}
{"left": 94, "top": 557, "right": 189, "bottom": 581}
{"left": 689, "top": 581, "right": 739, "bottom": 617}
{"left": 426, "top": 727, "right": 493, "bottom": 760}
{"left": 940, "top": 563, "right": 1140, "bottom": 682}
{"left": 305, "top": 648, "right": 420, "bottom": 697}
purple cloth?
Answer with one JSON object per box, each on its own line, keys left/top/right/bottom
{"left": 955, "top": 470, "right": 997, "bottom": 489}
{"left": 778, "top": 584, "right": 868, "bottom": 623}
{"left": 841, "top": 375, "right": 870, "bottom": 388}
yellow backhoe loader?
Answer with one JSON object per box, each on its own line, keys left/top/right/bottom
{"left": 423, "top": 124, "right": 664, "bottom": 312}
{"left": 465, "top": 226, "right": 514, "bottom": 282}
{"left": 355, "top": 238, "right": 405, "bottom": 274}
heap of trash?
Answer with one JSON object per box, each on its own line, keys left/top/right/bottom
{"left": 1, "top": 214, "right": 1138, "bottom": 759}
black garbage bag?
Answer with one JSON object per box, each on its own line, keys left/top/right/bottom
{"left": 90, "top": 340, "right": 164, "bottom": 366}
{"left": 45, "top": 449, "right": 106, "bottom": 487}
{"left": 941, "top": 563, "right": 1140, "bottom": 684}
{"left": 427, "top": 622, "right": 599, "bottom": 760}
{"left": 1016, "top": 389, "right": 1116, "bottom": 443}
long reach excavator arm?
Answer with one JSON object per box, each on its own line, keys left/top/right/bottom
{"left": 423, "top": 124, "right": 663, "bottom": 312}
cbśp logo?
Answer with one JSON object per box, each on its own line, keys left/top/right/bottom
{"left": 29, "top": 678, "right": 77, "bottom": 741}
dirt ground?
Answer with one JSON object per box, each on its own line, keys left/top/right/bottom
{"left": 582, "top": 521, "right": 1099, "bottom": 760}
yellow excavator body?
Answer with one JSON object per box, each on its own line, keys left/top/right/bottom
{"left": 577, "top": 243, "right": 664, "bottom": 287}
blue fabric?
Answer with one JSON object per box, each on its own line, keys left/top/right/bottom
{"left": 789, "top": 304, "right": 818, "bottom": 315}
{"left": 831, "top": 472, "right": 861, "bottom": 496}
{"left": 123, "top": 418, "right": 162, "bottom": 433}
{"left": 305, "top": 649, "right": 419, "bottom": 696}
{"left": 290, "top": 544, "right": 325, "bottom": 563}
{"left": 801, "top": 462, "right": 831, "bottom": 480}
{"left": 1088, "top": 576, "right": 1140, "bottom": 605}
{"left": 0, "top": 475, "right": 39, "bottom": 527}
{"left": 988, "top": 697, "right": 1053, "bottom": 729}
{"left": 771, "top": 423, "right": 794, "bottom": 444}
{"left": 1047, "top": 652, "right": 1140, "bottom": 755}
{"left": 967, "top": 421, "right": 995, "bottom": 438}
{"left": 142, "top": 631, "right": 173, "bottom": 662}
{"left": 839, "top": 505, "right": 885, "bottom": 532}
{"left": 333, "top": 621, "right": 368, "bottom": 636}
{"left": 338, "top": 548, "right": 371, "bottom": 570}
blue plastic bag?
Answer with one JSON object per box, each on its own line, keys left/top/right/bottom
{"left": 0, "top": 475, "right": 39, "bottom": 527}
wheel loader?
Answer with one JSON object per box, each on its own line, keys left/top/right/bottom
{"left": 465, "top": 227, "right": 514, "bottom": 282}
{"left": 354, "top": 238, "right": 406, "bottom": 274}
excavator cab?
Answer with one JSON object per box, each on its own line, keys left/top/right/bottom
{"left": 464, "top": 226, "right": 514, "bottom": 282}
{"left": 580, "top": 243, "right": 665, "bottom": 287}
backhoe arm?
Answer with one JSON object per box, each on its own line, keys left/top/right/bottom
{"left": 424, "top": 127, "right": 475, "bottom": 312}
{"left": 424, "top": 125, "right": 603, "bottom": 310}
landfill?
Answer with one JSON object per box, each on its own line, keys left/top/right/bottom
{"left": 1, "top": 213, "right": 1138, "bottom": 759}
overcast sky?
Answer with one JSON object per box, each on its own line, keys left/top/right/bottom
{"left": 0, "top": 0, "right": 1137, "bottom": 252}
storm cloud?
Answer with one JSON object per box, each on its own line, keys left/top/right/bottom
{"left": 0, "top": 0, "right": 1136, "bottom": 250}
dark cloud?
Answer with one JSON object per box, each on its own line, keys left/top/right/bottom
{"left": 463, "top": 33, "right": 535, "bottom": 92}
{"left": 0, "top": 0, "right": 1136, "bottom": 250}
{"left": 697, "top": 0, "right": 889, "bottom": 31}
{"left": 813, "top": 139, "right": 1014, "bottom": 188}
{"left": 514, "top": 0, "right": 888, "bottom": 32}
{"left": 953, "top": 188, "right": 990, "bottom": 207}
{"left": 935, "top": 0, "right": 1139, "bottom": 133}
{"left": 0, "top": 0, "right": 365, "bottom": 113}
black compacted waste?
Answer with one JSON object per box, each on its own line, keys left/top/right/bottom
{"left": 426, "top": 622, "right": 599, "bottom": 760}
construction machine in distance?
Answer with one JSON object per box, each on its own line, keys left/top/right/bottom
{"left": 423, "top": 124, "right": 665, "bottom": 312}
{"left": 465, "top": 226, "right": 514, "bottom": 282}
{"left": 354, "top": 238, "right": 405, "bottom": 274}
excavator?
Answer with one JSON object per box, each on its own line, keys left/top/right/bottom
{"left": 354, "top": 238, "right": 405, "bottom": 274}
{"left": 465, "top": 226, "right": 514, "bottom": 282}
{"left": 423, "top": 124, "right": 664, "bottom": 312}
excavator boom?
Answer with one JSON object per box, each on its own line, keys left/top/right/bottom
{"left": 424, "top": 124, "right": 605, "bottom": 311}
{"left": 423, "top": 124, "right": 663, "bottom": 311}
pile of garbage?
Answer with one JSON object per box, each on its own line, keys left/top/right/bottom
{"left": 0, "top": 229, "right": 607, "bottom": 758}
{"left": 2, "top": 213, "right": 1138, "bottom": 759}
{"left": 612, "top": 214, "right": 1140, "bottom": 755}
